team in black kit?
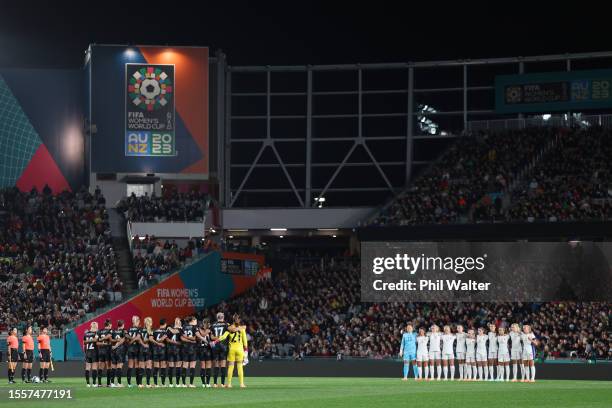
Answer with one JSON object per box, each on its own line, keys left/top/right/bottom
{"left": 81, "top": 312, "right": 245, "bottom": 388}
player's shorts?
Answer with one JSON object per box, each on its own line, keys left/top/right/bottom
{"left": 465, "top": 355, "right": 476, "bottom": 363}
{"left": 455, "top": 351, "right": 466, "bottom": 360}
{"left": 211, "top": 343, "right": 228, "bottom": 361}
{"left": 111, "top": 347, "right": 125, "bottom": 364}
{"left": 521, "top": 349, "right": 534, "bottom": 361}
{"left": 488, "top": 350, "right": 498, "bottom": 359}
{"left": 152, "top": 347, "right": 166, "bottom": 362}
{"left": 428, "top": 351, "right": 441, "bottom": 360}
{"left": 85, "top": 349, "right": 98, "bottom": 364}
{"left": 166, "top": 346, "right": 181, "bottom": 363}
{"left": 97, "top": 347, "right": 111, "bottom": 363}
{"left": 226, "top": 346, "right": 244, "bottom": 363}
{"left": 441, "top": 352, "right": 454, "bottom": 361}
{"left": 9, "top": 349, "right": 19, "bottom": 363}
{"left": 23, "top": 350, "right": 34, "bottom": 363}
{"left": 416, "top": 352, "right": 429, "bottom": 362}
{"left": 510, "top": 349, "right": 522, "bottom": 360}
{"left": 199, "top": 347, "right": 213, "bottom": 362}
{"left": 139, "top": 346, "right": 152, "bottom": 361}
{"left": 497, "top": 353, "right": 510, "bottom": 363}
{"left": 476, "top": 352, "right": 487, "bottom": 362}
{"left": 181, "top": 346, "right": 196, "bottom": 362}
{"left": 39, "top": 349, "right": 51, "bottom": 363}
{"left": 127, "top": 346, "right": 140, "bottom": 361}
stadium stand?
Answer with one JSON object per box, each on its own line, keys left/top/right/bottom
{"left": 0, "top": 187, "right": 120, "bottom": 334}
{"left": 117, "top": 190, "right": 208, "bottom": 222}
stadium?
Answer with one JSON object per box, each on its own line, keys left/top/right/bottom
{"left": 0, "top": 4, "right": 611, "bottom": 408}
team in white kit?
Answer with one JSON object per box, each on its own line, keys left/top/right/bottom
{"left": 403, "top": 322, "right": 538, "bottom": 382}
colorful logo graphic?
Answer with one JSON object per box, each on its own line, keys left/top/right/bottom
{"left": 128, "top": 66, "right": 173, "bottom": 111}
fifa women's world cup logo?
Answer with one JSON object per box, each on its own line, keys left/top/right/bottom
{"left": 125, "top": 64, "right": 176, "bottom": 157}
{"left": 128, "top": 66, "right": 173, "bottom": 111}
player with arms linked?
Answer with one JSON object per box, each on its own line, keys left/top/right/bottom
{"left": 216, "top": 313, "right": 248, "bottom": 388}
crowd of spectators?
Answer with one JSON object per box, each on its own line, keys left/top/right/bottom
{"left": 507, "top": 127, "right": 612, "bottom": 222}
{"left": 201, "top": 253, "right": 611, "bottom": 361}
{"left": 117, "top": 190, "right": 208, "bottom": 222}
{"left": 0, "top": 187, "right": 119, "bottom": 334}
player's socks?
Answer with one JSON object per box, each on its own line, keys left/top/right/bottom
{"left": 44, "top": 368, "right": 48, "bottom": 381}
{"left": 153, "top": 367, "right": 158, "bottom": 385}
{"left": 506, "top": 365, "right": 510, "bottom": 380}
{"left": 237, "top": 362, "right": 244, "bottom": 386}
{"left": 512, "top": 363, "right": 517, "bottom": 380}
{"left": 412, "top": 364, "right": 419, "bottom": 379}
{"left": 437, "top": 365, "right": 441, "bottom": 380}
{"left": 201, "top": 368, "right": 206, "bottom": 385}
{"left": 39, "top": 368, "right": 43, "bottom": 379}
{"left": 402, "top": 364, "right": 408, "bottom": 379}
{"left": 443, "top": 365, "right": 448, "bottom": 379}
{"left": 92, "top": 369, "right": 97, "bottom": 385}
{"left": 85, "top": 370, "right": 90, "bottom": 385}
{"left": 110, "top": 368, "right": 115, "bottom": 384}
{"left": 213, "top": 366, "right": 219, "bottom": 384}
{"left": 160, "top": 367, "right": 166, "bottom": 385}
{"left": 189, "top": 368, "right": 195, "bottom": 385}
{"left": 520, "top": 364, "right": 526, "bottom": 380}
{"left": 136, "top": 368, "right": 142, "bottom": 385}
{"left": 424, "top": 366, "right": 429, "bottom": 379}
{"left": 176, "top": 367, "right": 181, "bottom": 385}
{"left": 107, "top": 369, "right": 112, "bottom": 386}
{"left": 167, "top": 367, "right": 173, "bottom": 384}
{"left": 206, "top": 368, "right": 211, "bottom": 385}
{"left": 97, "top": 369, "right": 102, "bottom": 386}
{"left": 182, "top": 367, "right": 187, "bottom": 385}
{"left": 27, "top": 368, "right": 31, "bottom": 381}
{"left": 126, "top": 367, "right": 132, "bottom": 385}
{"left": 458, "top": 364, "right": 463, "bottom": 379}
{"left": 117, "top": 368, "right": 122, "bottom": 384}
{"left": 477, "top": 366, "right": 483, "bottom": 380}
{"left": 226, "top": 365, "right": 234, "bottom": 386}
{"left": 530, "top": 365, "right": 535, "bottom": 381}
{"left": 472, "top": 365, "right": 477, "bottom": 379}
{"left": 146, "top": 368, "right": 151, "bottom": 385}
{"left": 450, "top": 364, "right": 455, "bottom": 379}
{"left": 484, "top": 365, "right": 489, "bottom": 380}
{"left": 21, "top": 368, "right": 25, "bottom": 382}
{"left": 221, "top": 366, "right": 227, "bottom": 385}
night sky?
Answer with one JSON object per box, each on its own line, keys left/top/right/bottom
{"left": 0, "top": 3, "right": 609, "bottom": 68}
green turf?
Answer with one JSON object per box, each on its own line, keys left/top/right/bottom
{"left": 0, "top": 377, "right": 611, "bottom": 408}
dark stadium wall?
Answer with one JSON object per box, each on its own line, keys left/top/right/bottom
{"left": 88, "top": 45, "right": 209, "bottom": 175}
{"left": 0, "top": 68, "right": 85, "bottom": 191}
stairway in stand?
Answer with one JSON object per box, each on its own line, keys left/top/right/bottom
{"left": 108, "top": 208, "right": 138, "bottom": 296}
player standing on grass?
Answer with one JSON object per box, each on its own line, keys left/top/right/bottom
{"left": 126, "top": 315, "right": 141, "bottom": 388}
{"left": 196, "top": 320, "right": 213, "bottom": 387}
{"left": 415, "top": 328, "right": 429, "bottom": 381}
{"left": 427, "top": 325, "right": 442, "bottom": 380}
{"left": 83, "top": 321, "right": 99, "bottom": 387}
{"left": 497, "top": 327, "right": 510, "bottom": 381}
{"left": 7, "top": 327, "right": 19, "bottom": 384}
{"left": 21, "top": 326, "right": 34, "bottom": 383}
{"left": 441, "top": 325, "right": 456, "bottom": 380}
{"left": 140, "top": 317, "right": 154, "bottom": 388}
{"left": 37, "top": 327, "right": 52, "bottom": 383}
{"left": 211, "top": 312, "right": 229, "bottom": 387}
{"left": 464, "top": 329, "right": 476, "bottom": 381}
{"left": 165, "top": 317, "right": 182, "bottom": 387}
{"left": 521, "top": 325, "right": 538, "bottom": 382}
{"left": 398, "top": 324, "right": 417, "bottom": 381}
{"left": 475, "top": 327, "right": 488, "bottom": 381}
{"left": 151, "top": 319, "right": 168, "bottom": 387}
{"left": 216, "top": 313, "right": 248, "bottom": 388}
{"left": 110, "top": 319, "right": 126, "bottom": 387}
{"left": 181, "top": 316, "right": 198, "bottom": 388}
{"left": 455, "top": 325, "right": 466, "bottom": 380}
{"left": 487, "top": 323, "right": 498, "bottom": 381}
{"left": 509, "top": 323, "right": 522, "bottom": 382}
{"left": 97, "top": 319, "right": 113, "bottom": 387}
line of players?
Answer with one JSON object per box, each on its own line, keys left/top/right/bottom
{"left": 399, "top": 323, "right": 538, "bottom": 382}
{"left": 83, "top": 312, "right": 248, "bottom": 388}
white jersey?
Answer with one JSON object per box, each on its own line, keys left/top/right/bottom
{"left": 455, "top": 332, "right": 466, "bottom": 352}
{"left": 427, "top": 332, "right": 441, "bottom": 353}
{"left": 441, "top": 334, "right": 456, "bottom": 354}
{"left": 465, "top": 337, "right": 476, "bottom": 357}
{"left": 510, "top": 331, "right": 522, "bottom": 352}
{"left": 497, "top": 334, "right": 510, "bottom": 355}
{"left": 476, "top": 334, "right": 488, "bottom": 355}
{"left": 487, "top": 332, "right": 498, "bottom": 352}
{"left": 416, "top": 335, "right": 429, "bottom": 355}
{"left": 521, "top": 332, "right": 536, "bottom": 353}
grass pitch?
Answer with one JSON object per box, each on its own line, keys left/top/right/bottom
{"left": 1, "top": 377, "right": 611, "bottom": 408}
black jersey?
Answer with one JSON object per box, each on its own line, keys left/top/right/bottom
{"left": 153, "top": 328, "right": 166, "bottom": 347}
{"left": 97, "top": 328, "right": 112, "bottom": 347}
{"left": 211, "top": 322, "right": 229, "bottom": 339}
{"left": 127, "top": 327, "right": 141, "bottom": 348}
{"left": 166, "top": 327, "right": 181, "bottom": 346}
{"left": 181, "top": 324, "right": 197, "bottom": 347}
{"left": 84, "top": 330, "right": 98, "bottom": 351}
{"left": 198, "top": 330, "right": 211, "bottom": 348}
{"left": 140, "top": 328, "right": 152, "bottom": 347}
{"left": 112, "top": 328, "right": 126, "bottom": 346}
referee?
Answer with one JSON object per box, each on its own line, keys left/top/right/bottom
{"left": 21, "top": 326, "right": 34, "bottom": 383}
{"left": 6, "top": 328, "right": 18, "bottom": 384}
{"left": 37, "top": 327, "right": 52, "bottom": 383}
